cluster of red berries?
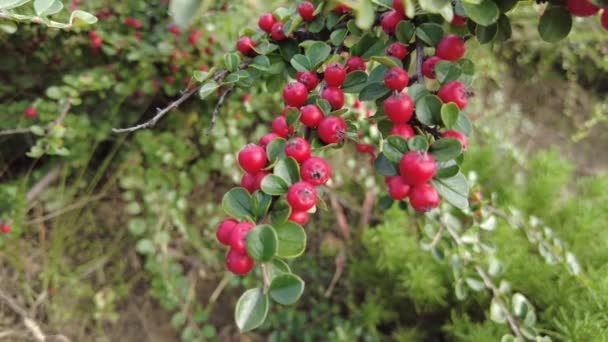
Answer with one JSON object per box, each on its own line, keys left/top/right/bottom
{"left": 566, "top": 0, "right": 608, "bottom": 30}
{"left": 1, "top": 223, "right": 10, "bottom": 234}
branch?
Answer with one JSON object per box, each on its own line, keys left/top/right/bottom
{"left": 415, "top": 38, "right": 425, "bottom": 85}
{"left": 0, "top": 127, "right": 31, "bottom": 137}
{"left": 0, "top": 102, "right": 71, "bottom": 138}
{"left": 26, "top": 166, "right": 62, "bottom": 203}
{"left": 207, "top": 85, "right": 235, "bottom": 133}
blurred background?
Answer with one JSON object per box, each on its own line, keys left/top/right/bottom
{"left": 1, "top": 0, "right": 607, "bottom": 341}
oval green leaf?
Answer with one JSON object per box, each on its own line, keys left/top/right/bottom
{"left": 274, "top": 221, "right": 306, "bottom": 258}
{"left": 269, "top": 273, "right": 305, "bottom": 305}
{"left": 221, "top": 187, "right": 253, "bottom": 220}
{"left": 246, "top": 225, "right": 278, "bottom": 262}
{"left": 234, "top": 288, "right": 269, "bottom": 332}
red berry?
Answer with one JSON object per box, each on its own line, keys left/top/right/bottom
{"left": 238, "top": 144, "right": 267, "bottom": 173}
{"left": 230, "top": 221, "right": 255, "bottom": 254}
{"left": 254, "top": 171, "right": 270, "bottom": 190}
{"left": 237, "top": 36, "right": 256, "bottom": 56}
{"left": 285, "top": 137, "right": 312, "bottom": 163}
{"left": 217, "top": 218, "right": 238, "bottom": 245}
{"left": 389, "top": 123, "right": 415, "bottom": 139}
{"left": 226, "top": 249, "right": 254, "bottom": 275}
{"left": 288, "top": 210, "right": 309, "bottom": 224}
{"left": 392, "top": 0, "right": 405, "bottom": 14}
{"left": 442, "top": 130, "right": 468, "bottom": 152}
{"left": 422, "top": 56, "right": 441, "bottom": 79}
{"left": 300, "top": 157, "right": 331, "bottom": 185}
{"left": 272, "top": 116, "right": 293, "bottom": 138}
{"left": 241, "top": 93, "right": 252, "bottom": 103}
{"left": 386, "top": 43, "right": 408, "bottom": 60}
{"left": 241, "top": 172, "right": 257, "bottom": 193}
{"left": 258, "top": 13, "right": 276, "bottom": 32}
{"left": 384, "top": 67, "right": 409, "bottom": 91}
{"left": 381, "top": 10, "right": 403, "bottom": 35}
{"left": 165, "top": 76, "right": 175, "bottom": 84}
{"left": 602, "top": 10, "right": 608, "bottom": 30}
{"left": 259, "top": 133, "right": 280, "bottom": 148}
{"left": 133, "top": 19, "right": 143, "bottom": 29}
{"left": 125, "top": 17, "right": 134, "bottom": 27}
{"left": 88, "top": 31, "right": 98, "bottom": 39}
{"left": 324, "top": 63, "right": 346, "bottom": 87}
{"left": 437, "top": 81, "right": 468, "bottom": 110}
{"left": 346, "top": 56, "right": 366, "bottom": 73}
{"left": 91, "top": 36, "right": 103, "bottom": 48}
{"left": 23, "top": 107, "right": 37, "bottom": 118}
{"left": 436, "top": 34, "right": 465, "bottom": 61}
{"left": 300, "top": 104, "right": 324, "bottom": 128}
{"left": 409, "top": 184, "right": 440, "bottom": 213}
{"left": 282, "top": 82, "right": 308, "bottom": 107}
{"left": 333, "top": 3, "right": 351, "bottom": 14}
{"left": 169, "top": 25, "right": 180, "bottom": 36}
{"left": 452, "top": 14, "right": 467, "bottom": 26}
{"left": 385, "top": 176, "right": 411, "bottom": 200}
{"left": 287, "top": 181, "right": 318, "bottom": 211}
{"left": 321, "top": 87, "right": 345, "bottom": 110}
{"left": 354, "top": 99, "right": 363, "bottom": 109}
{"left": 566, "top": 0, "right": 599, "bottom": 16}
{"left": 318, "top": 116, "right": 346, "bottom": 144}
{"left": 1, "top": 224, "right": 10, "bottom": 234}
{"left": 271, "top": 22, "right": 287, "bottom": 41}
{"left": 383, "top": 93, "right": 414, "bottom": 124}
{"left": 188, "top": 30, "right": 202, "bottom": 46}
{"left": 297, "top": 71, "right": 320, "bottom": 91}
{"left": 400, "top": 151, "right": 437, "bottom": 186}
{"left": 298, "top": 1, "right": 315, "bottom": 21}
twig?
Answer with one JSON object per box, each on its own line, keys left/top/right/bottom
{"left": 0, "top": 102, "right": 71, "bottom": 138}
{"left": 429, "top": 225, "right": 444, "bottom": 249}
{"left": 26, "top": 166, "right": 62, "bottom": 203}
{"left": 24, "top": 193, "right": 106, "bottom": 225}
{"left": 0, "top": 127, "right": 31, "bottom": 137}
{"left": 207, "top": 85, "right": 235, "bottom": 133}
{"left": 415, "top": 38, "right": 425, "bottom": 85}
{"left": 324, "top": 249, "right": 346, "bottom": 298}
{"left": 260, "top": 263, "right": 271, "bottom": 293}
{"left": 208, "top": 273, "right": 231, "bottom": 304}
{"left": 53, "top": 101, "right": 71, "bottom": 126}
{"left": 359, "top": 189, "right": 376, "bottom": 229}
{"left": 328, "top": 192, "right": 351, "bottom": 240}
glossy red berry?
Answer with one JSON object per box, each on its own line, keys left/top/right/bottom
{"left": 389, "top": 123, "right": 415, "bottom": 139}
{"left": 272, "top": 116, "right": 293, "bottom": 138}
{"left": 254, "top": 171, "right": 270, "bottom": 189}
{"left": 23, "top": 107, "right": 37, "bottom": 118}
{"left": 91, "top": 37, "right": 103, "bottom": 48}
{"left": 285, "top": 137, "right": 312, "bottom": 163}
{"left": 298, "top": 1, "right": 315, "bottom": 21}
{"left": 346, "top": 56, "right": 366, "bottom": 73}
{"left": 288, "top": 210, "right": 309, "bottom": 224}
{"left": 392, "top": 0, "right": 405, "bottom": 14}
{"left": 422, "top": 56, "right": 441, "bottom": 79}
{"left": 386, "top": 43, "right": 408, "bottom": 60}
{"left": 324, "top": 63, "right": 346, "bottom": 87}
{"left": 384, "top": 67, "right": 409, "bottom": 91}
{"left": 226, "top": 249, "right": 254, "bottom": 275}
{"left": 400, "top": 151, "right": 437, "bottom": 186}
{"left": 385, "top": 176, "right": 411, "bottom": 200}
{"left": 436, "top": 35, "right": 465, "bottom": 61}
{"left": 297, "top": 71, "right": 320, "bottom": 90}
{"left": 318, "top": 116, "right": 346, "bottom": 144}
{"left": 237, "top": 37, "right": 256, "bottom": 56}
{"left": 452, "top": 14, "right": 467, "bottom": 26}
{"left": 321, "top": 87, "right": 345, "bottom": 110}
{"left": 438, "top": 81, "right": 468, "bottom": 110}
{"left": 301, "top": 157, "right": 331, "bottom": 186}
{"left": 271, "top": 22, "right": 287, "bottom": 41}
{"left": 283, "top": 82, "right": 308, "bottom": 107}
{"left": 442, "top": 130, "right": 468, "bottom": 152}
{"left": 133, "top": 19, "right": 143, "bottom": 29}
{"left": 566, "top": 0, "right": 599, "bottom": 16}
{"left": 188, "top": 30, "right": 202, "bottom": 47}
{"left": 409, "top": 184, "right": 440, "bottom": 213}
{"left": 602, "top": 10, "right": 608, "bottom": 30}
{"left": 300, "top": 104, "right": 324, "bottom": 128}
{"left": 238, "top": 144, "right": 267, "bottom": 173}
{"left": 259, "top": 133, "right": 280, "bottom": 148}
{"left": 230, "top": 221, "right": 255, "bottom": 254}
{"left": 333, "top": 3, "right": 352, "bottom": 14}
{"left": 287, "top": 181, "right": 318, "bottom": 211}
{"left": 381, "top": 10, "right": 403, "bottom": 35}
{"left": 241, "top": 172, "right": 257, "bottom": 193}
{"left": 1, "top": 224, "right": 10, "bottom": 234}
{"left": 258, "top": 13, "right": 276, "bottom": 32}
{"left": 169, "top": 25, "right": 180, "bottom": 36}
{"left": 217, "top": 218, "right": 238, "bottom": 245}
{"left": 383, "top": 94, "right": 414, "bottom": 124}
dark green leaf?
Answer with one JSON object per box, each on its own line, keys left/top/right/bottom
{"left": 261, "top": 175, "right": 289, "bottom": 195}
{"left": 316, "top": 99, "right": 332, "bottom": 115}
{"left": 434, "top": 61, "right": 462, "bottom": 84}
{"left": 342, "top": 71, "right": 369, "bottom": 93}
{"left": 435, "top": 162, "right": 460, "bottom": 178}
{"left": 374, "top": 153, "right": 399, "bottom": 176}
{"left": 251, "top": 192, "right": 272, "bottom": 217}
{"left": 274, "top": 221, "right": 307, "bottom": 258}
{"left": 198, "top": 80, "right": 219, "bottom": 100}
{"left": 475, "top": 23, "right": 498, "bottom": 44}
{"left": 308, "top": 16, "right": 325, "bottom": 33}
{"left": 222, "top": 187, "right": 253, "bottom": 220}
{"left": 224, "top": 53, "right": 240, "bottom": 72}
{"left": 408, "top": 84, "right": 430, "bottom": 102}
{"left": 279, "top": 40, "right": 300, "bottom": 62}
{"left": 463, "top": 0, "right": 499, "bottom": 26}
{"left": 408, "top": 136, "right": 429, "bottom": 151}
{"left": 367, "top": 64, "right": 389, "bottom": 83}
{"left": 370, "top": 56, "right": 402, "bottom": 68}
{"left": 378, "top": 195, "right": 394, "bottom": 211}
{"left": 266, "top": 258, "right": 291, "bottom": 280}
{"left": 285, "top": 108, "right": 301, "bottom": 127}
{"left": 494, "top": 14, "right": 512, "bottom": 42}
{"left": 306, "top": 42, "right": 331, "bottom": 68}
{"left": 359, "top": 82, "right": 390, "bottom": 101}
{"left": 269, "top": 273, "right": 305, "bottom": 305}
{"left": 234, "top": 288, "right": 269, "bottom": 332}
{"left": 415, "top": 95, "right": 442, "bottom": 125}
{"left": 330, "top": 28, "right": 348, "bottom": 46}
{"left": 415, "top": 23, "right": 444, "bottom": 46}
{"left": 396, "top": 20, "right": 416, "bottom": 43}
{"left": 266, "top": 138, "right": 287, "bottom": 163}
{"left": 274, "top": 157, "right": 300, "bottom": 185}
{"left": 350, "top": 33, "right": 376, "bottom": 57}
{"left": 290, "top": 54, "right": 312, "bottom": 72}
{"left": 361, "top": 39, "right": 389, "bottom": 59}
{"left": 430, "top": 138, "right": 462, "bottom": 161}
{"left": 430, "top": 172, "right": 469, "bottom": 209}
{"left": 270, "top": 199, "right": 292, "bottom": 225}
{"left": 538, "top": 5, "right": 572, "bottom": 43}
{"left": 246, "top": 225, "right": 278, "bottom": 261}
{"left": 441, "top": 103, "right": 460, "bottom": 129}
{"left": 383, "top": 135, "right": 409, "bottom": 163}
{"left": 453, "top": 111, "right": 472, "bottom": 136}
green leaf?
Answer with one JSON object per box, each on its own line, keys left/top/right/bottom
{"left": 261, "top": 175, "right": 289, "bottom": 196}
{"left": 355, "top": 0, "right": 375, "bottom": 29}
{"left": 168, "top": 0, "right": 200, "bottom": 28}
{"left": 266, "top": 258, "right": 291, "bottom": 280}
{"left": 252, "top": 41, "right": 279, "bottom": 55}
{"left": 435, "top": 162, "right": 460, "bottom": 178}
{"left": 441, "top": 103, "right": 459, "bottom": 129}
{"left": 453, "top": 111, "right": 472, "bottom": 136}
{"left": 221, "top": 187, "right": 254, "bottom": 220}
{"left": 135, "top": 239, "right": 155, "bottom": 254}
{"left": 308, "top": 16, "right": 325, "bottom": 33}
{"left": 0, "top": 22, "right": 17, "bottom": 34}
{"left": 361, "top": 39, "right": 389, "bottom": 60}
{"left": 34, "top": 0, "right": 53, "bottom": 15}
{"left": 270, "top": 199, "right": 292, "bottom": 225}
{"left": 475, "top": 23, "right": 498, "bottom": 44}
{"left": 269, "top": 273, "right": 305, "bottom": 305}
{"left": 198, "top": 80, "right": 219, "bottom": 100}
{"left": 430, "top": 172, "right": 469, "bottom": 209}
{"left": 512, "top": 293, "right": 530, "bottom": 318}
{"left": 415, "top": 23, "right": 444, "bottom": 46}
{"left": 251, "top": 192, "right": 272, "bottom": 218}
{"left": 370, "top": 56, "right": 402, "bottom": 68}
{"left": 266, "top": 138, "right": 287, "bottom": 163}
{"left": 367, "top": 65, "right": 389, "bottom": 83}
{"left": 430, "top": 138, "right": 462, "bottom": 161}
{"left": 193, "top": 70, "right": 211, "bottom": 82}
{"left": 274, "top": 221, "right": 306, "bottom": 258}
{"left": 395, "top": 20, "right": 415, "bottom": 43}
{"left": 374, "top": 153, "right": 399, "bottom": 176}
{"left": 415, "top": 95, "right": 442, "bottom": 125}
{"left": 494, "top": 14, "right": 512, "bottom": 42}
{"left": 0, "top": 0, "right": 31, "bottom": 10}
{"left": 350, "top": 33, "right": 376, "bottom": 57}
{"left": 306, "top": 42, "right": 331, "bottom": 68}
{"left": 465, "top": 277, "right": 485, "bottom": 291}
{"left": 285, "top": 108, "right": 301, "bottom": 127}
{"left": 279, "top": 40, "right": 300, "bottom": 62}
{"left": 538, "top": 5, "right": 572, "bottom": 43}
{"left": 69, "top": 10, "right": 98, "bottom": 25}
{"left": 490, "top": 298, "right": 507, "bottom": 323}
{"left": 43, "top": 0, "right": 61, "bottom": 15}
{"left": 223, "top": 53, "right": 240, "bottom": 72}
{"left": 290, "top": 54, "right": 312, "bottom": 72}
{"left": 274, "top": 157, "right": 300, "bottom": 185}
{"left": 316, "top": 99, "right": 332, "bottom": 115}
{"left": 496, "top": 0, "right": 519, "bottom": 13}
{"left": 246, "top": 225, "right": 278, "bottom": 261}
{"left": 234, "top": 288, "right": 269, "bottom": 332}
{"left": 251, "top": 55, "right": 271, "bottom": 72}
{"left": 342, "top": 71, "right": 368, "bottom": 93}
{"left": 408, "top": 84, "right": 430, "bottom": 102}
{"left": 383, "top": 135, "right": 409, "bottom": 163}
{"left": 359, "top": 82, "right": 390, "bottom": 101}
{"left": 330, "top": 28, "right": 348, "bottom": 46}
{"left": 408, "top": 136, "right": 429, "bottom": 151}
{"left": 463, "top": 0, "right": 499, "bottom": 26}
{"left": 434, "top": 61, "right": 462, "bottom": 84}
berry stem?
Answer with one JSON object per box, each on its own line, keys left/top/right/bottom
{"left": 260, "top": 262, "right": 272, "bottom": 293}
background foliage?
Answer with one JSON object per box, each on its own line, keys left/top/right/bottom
{"left": 1, "top": 0, "right": 607, "bottom": 341}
